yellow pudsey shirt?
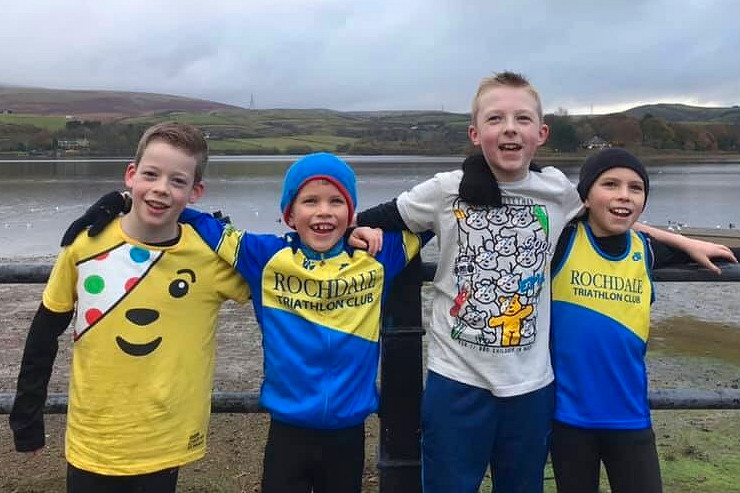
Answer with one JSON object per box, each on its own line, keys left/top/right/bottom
{"left": 43, "top": 218, "right": 248, "bottom": 475}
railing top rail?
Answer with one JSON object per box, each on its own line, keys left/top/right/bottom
{"left": 3, "top": 389, "right": 740, "bottom": 414}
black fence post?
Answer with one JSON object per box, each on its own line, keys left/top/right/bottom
{"left": 378, "top": 254, "right": 425, "bottom": 492}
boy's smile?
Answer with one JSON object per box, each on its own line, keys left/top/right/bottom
{"left": 287, "top": 179, "right": 349, "bottom": 253}
{"left": 468, "top": 86, "right": 549, "bottom": 182}
{"left": 585, "top": 167, "right": 646, "bottom": 237}
{"left": 122, "top": 141, "right": 204, "bottom": 243}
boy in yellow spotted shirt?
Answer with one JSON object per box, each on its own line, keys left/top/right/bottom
{"left": 9, "top": 122, "right": 249, "bottom": 492}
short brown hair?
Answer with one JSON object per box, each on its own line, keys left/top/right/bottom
{"left": 134, "top": 122, "right": 208, "bottom": 183}
{"left": 471, "top": 71, "right": 543, "bottom": 124}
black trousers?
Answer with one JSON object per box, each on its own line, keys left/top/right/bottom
{"left": 66, "top": 463, "right": 179, "bottom": 493}
{"left": 261, "top": 418, "right": 365, "bottom": 493}
{"left": 550, "top": 421, "right": 662, "bottom": 493}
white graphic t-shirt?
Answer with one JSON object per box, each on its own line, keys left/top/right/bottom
{"left": 397, "top": 168, "right": 582, "bottom": 397}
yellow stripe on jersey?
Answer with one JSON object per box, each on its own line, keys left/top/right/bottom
{"left": 401, "top": 230, "right": 422, "bottom": 263}
{"left": 261, "top": 248, "right": 385, "bottom": 342}
{"left": 215, "top": 224, "right": 244, "bottom": 268}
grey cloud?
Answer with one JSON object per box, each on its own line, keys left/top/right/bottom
{"left": 0, "top": 0, "right": 737, "bottom": 113}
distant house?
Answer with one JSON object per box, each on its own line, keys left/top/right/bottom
{"left": 57, "top": 137, "right": 90, "bottom": 150}
{"left": 582, "top": 136, "right": 610, "bottom": 150}
{"left": 1, "top": 109, "right": 13, "bottom": 114}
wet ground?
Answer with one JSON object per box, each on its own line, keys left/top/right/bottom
{"left": 1, "top": 270, "right": 739, "bottom": 491}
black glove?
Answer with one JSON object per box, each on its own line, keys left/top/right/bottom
{"left": 212, "top": 210, "right": 232, "bottom": 225}
{"left": 458, "top": 154, "right": 502, "bottom": 207}
{"left": 60, "top": 191, "right": 131, "bottom": 246}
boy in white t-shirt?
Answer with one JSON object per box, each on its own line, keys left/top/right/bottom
{"left": 356, "top": 72, "right": 735, "bottom": 492}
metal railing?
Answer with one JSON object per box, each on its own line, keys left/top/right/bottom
{"left": 1, "top": 259, "right": 740, "bottom": 492}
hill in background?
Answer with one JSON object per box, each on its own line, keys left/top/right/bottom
{"left": 623, "top": 103, "right": 740, "bottom": 125}
{"left": 0, "top": 84, "right": 244, "bottom": 119}
{"left": 1, "top": 84, "right": 739, "bottom": 156}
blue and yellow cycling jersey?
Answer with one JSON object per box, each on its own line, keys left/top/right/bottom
{"left": 182, "top": 209, "right": 428, "bottom": 429}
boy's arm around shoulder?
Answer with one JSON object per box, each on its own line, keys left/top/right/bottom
{"left": 180, "top": 207, "right": 248, "bottom": 269}
{"left": 179, "top": 207, "right": 233, "bottom": 251}
{"left": 60, "top": 191, "right": 131, "bottom": 246}
{"left": 10, "top": 303, "right": 73, "bottom": 453}
{"left": 356, "top": 199, "right": 409, "bottom": 231}
{"left": 181, "top": 207, "right": 288, "bottom": 286}
{"left": 358, "top": 172, "right": 452, "bottom": 234}
{"left": 551, "top": 221, "right": 579, "bottom": 275}
{"left": 375, "top": 229, "right": 433, "bottom": 280}
{"left": 635, "top": 223, "right": 738, "bottom": 274}
{"left": 395, "top": 172, "right": 452, "bottom": 233}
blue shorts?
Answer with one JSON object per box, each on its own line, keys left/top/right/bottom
{"left": 421, "top": 371, "right": 554, "bottom": 493}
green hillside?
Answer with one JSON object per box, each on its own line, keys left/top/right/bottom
{"left": 0, "top": 114, "right": 67, "bottom": 131}
{"left": 1, "top": 84, "right": 739, "bottom": 156}
{"left": 624, "top": 104, "right": 740, "bottom": 124}
{"left": 0, "top": 85, "right": 243, "bottom": 117}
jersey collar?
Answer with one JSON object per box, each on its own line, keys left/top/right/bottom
{"left": 301, "top": 238, "right": 346, "bottom": 262}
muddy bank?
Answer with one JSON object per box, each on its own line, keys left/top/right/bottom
{"left": 1, "top": 279, "right": 738, "bottom": 396}
{"left": 1, "top": 265, "right": 739, "bottom": 394}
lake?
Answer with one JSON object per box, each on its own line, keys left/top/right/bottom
{"left": 1, "top": 156, "right": 739, "bottom": 258}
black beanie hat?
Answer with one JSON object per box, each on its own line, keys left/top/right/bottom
{"left": 577, "top": 148, "right": 649, "bottom": 206}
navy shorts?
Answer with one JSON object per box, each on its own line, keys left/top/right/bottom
{"left": 421, "top": 370, "right": 554, "bottom": 493}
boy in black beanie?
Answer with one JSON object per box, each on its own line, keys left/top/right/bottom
{"left": 549, "top": 148, "right": 734, "bottom": 492}
{"left": 577, "top": 147, "right": 650, "bottom": 205}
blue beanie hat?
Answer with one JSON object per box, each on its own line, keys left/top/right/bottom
{"left": 280, "top": 153, "right": 357, "bottom": 226}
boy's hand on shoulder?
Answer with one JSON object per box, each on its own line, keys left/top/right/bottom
{"left": 349, "top": 227, "right": 383, "bottom": 256}
{"left": 60, "top": 191, "right": 131, "bottom": 246}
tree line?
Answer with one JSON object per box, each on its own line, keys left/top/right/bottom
{"left": 2, "top": 113, "right": 739, "bottom": 156}
{"left": 546, "top": 112, "right": 740, "bottom": 153}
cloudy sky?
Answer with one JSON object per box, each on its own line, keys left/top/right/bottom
{"left": 2, "top": 0, "right": 738, "bottom": 115}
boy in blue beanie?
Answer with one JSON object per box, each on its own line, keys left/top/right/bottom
{"left": 64, "top": 152, "right": 429, "bottom": 492}
{"left": 182, "top": 153, "right": 430, "bottom": 492}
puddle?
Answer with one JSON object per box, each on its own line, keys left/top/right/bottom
{"left": 650, "top": 315, "right": 740, "bottom": 367}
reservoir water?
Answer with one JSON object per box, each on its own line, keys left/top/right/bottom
{"left": 0, "top": 156, "right": 738, "bottom": 258}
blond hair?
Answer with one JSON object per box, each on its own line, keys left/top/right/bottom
{"left": 134, "top": 122, "right": 208, "bottom": 183}
{"left": 471, "top": 71, "right": 543, "bottom": 124}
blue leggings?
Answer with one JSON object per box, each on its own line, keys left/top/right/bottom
{"left": 421, "top": 371, "right": 554, "bottom": 493}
